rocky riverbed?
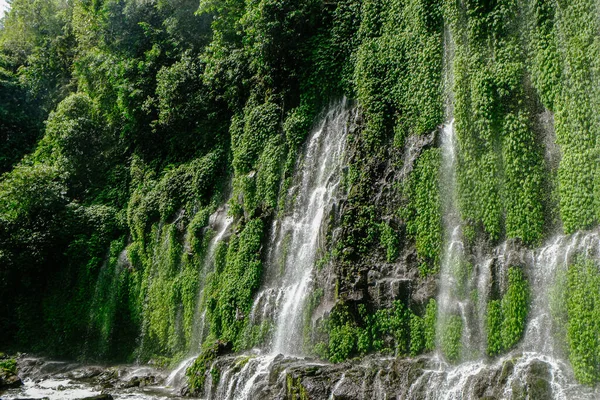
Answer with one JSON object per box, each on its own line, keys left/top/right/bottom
{"left": 0, "top": 355, "right": 186, "bottom": 400}
{"left": 3, "top": 350, "right": 599, "bottom": 400}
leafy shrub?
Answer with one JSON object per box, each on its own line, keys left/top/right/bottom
{"left": 440, "top": 315, "right": 463, "bottom": 362}
{"left": 423, "top": 299, "right": 437, "bottom": 352}
{"left": 485, "top": 267, "right": 529, "bottom": 356}
{"left": 379, "top": 222, "right": 399, "bottom": 262}
{"left": 403, "top": 148, "right": 442, "bottom": 275}
{"left": 566, "top": 258, "right": 600, "bottom": 384}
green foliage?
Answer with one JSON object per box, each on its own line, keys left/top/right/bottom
{"left": 527, "top": 0, "right": 600, "bottom": 233}
{"left": 409, "top": 314, "right": 425, "bottom": 356}
{"left": 440, "top": 315, "right": 463, "bottom": 363}
{"left": 328, "top": 321, "right": 358, "bottom": 363}
{"left": 565, "top": 258, "right": 600, "bottom": 384}
{"left": 1, "top": 0, "right": 598, "bottom": 372}
{"left": 39, "top": 93, "right": 115, "bottom": 196}
{"left": 185, "top": 342, "right": 219, "bottom": 395}
{"left": 485, "top": 267, "right": 530, "bottom": 356}
{"left": 403, "top": 148, "right": 442, "bottom": 274}
{"left": 447, "top": 0, "right": 546, "bottom": 244}
{"left": 324, "top": 300, "right": 434, "bottom": 363}
{"left": 423, "top": 299, "right": 437, "bottom": 352}
{"left": 0, "top": 358, "right": 17, "bottom": 375}
{"left": 205, "top": 219, "right": 264, "bottom": 349}
{"left": 486, "top": 300, "right": 504, "bottom": 356}
{"left": 0, "top": 63, "right": 43, "bottom": 173}
{"left": 379, "top": 222, "right": 399, "bottom": 262}
{"left": 501, "top": 267, "right": 530, "bottom": 349}
{"left": 355, "top": 0, "right": 443, "bottom": 145}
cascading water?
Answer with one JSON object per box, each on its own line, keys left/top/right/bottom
{"left": 268, "top": 99, "right": 351, "bottom": 355}
{"left": 83, "top": 248, "right": 129, "bottom": 360}
{"left": 210, "top": 99, "right": 354, "bottom": 399}
{"left": 398, "top": 118, "right": 600, "bottom": 398}
{"left": 165, "top": 203, "right": 233, "bottom": 390}
{"left": 403, "top": 229, "right": 600, "bottom": 399}
{"left": 190, "top": 203, "right": 234, "bottom": 351}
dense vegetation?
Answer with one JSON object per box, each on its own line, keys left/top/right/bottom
{"left": 486, "top": 267, "right": 530, "bottom": 357}
{"left": 0, "top": 0, "right": 599, "bottom": 389}
{"left": 550, "top": 257, "right": 600, "bottom": 385}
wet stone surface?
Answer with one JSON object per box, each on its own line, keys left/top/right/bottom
{"left": 0, "top": 356, "right": 185, "bottom": 400}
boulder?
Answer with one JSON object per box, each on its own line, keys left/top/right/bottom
{"left": 75, "top": 395, "right": 114, "bottom": 400}
{"left": 0, "top": 369, "right": 22, "bottom": 389}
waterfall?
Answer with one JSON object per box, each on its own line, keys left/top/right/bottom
{"left": 408, "top": 120, "right": 600, "bottom": 398}
{"left": 190, "top": 203, "right": 234, "bottom": 351}
{"left": 268, "top": 99, "right": 351, "bottom": 355}
{"left": 84, "top": 248, "right": 129, "bottom": 360}
{"left": 405, "top": 229, "right": 600, "bottom": 399}
{"left": 209, "top": 100, "right": 354, "bottom": 399}
{"left": 242, "top": 99, "right": 353, "bottom": 356}
{"left": 165, "top": 202, "right": 233, "bottom": 391}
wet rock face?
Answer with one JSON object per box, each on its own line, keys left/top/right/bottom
{"left": 0, "top": 370, "right": 23, "bottom": 389}
{"left": 466, "top": 359, "right": 515, "bottom": 399}
{"left": 510, "top": 360, "right": 553, "bottom": 400}
{"left": 0, "top": 356, "right": 22, "bottom": 390}
{"left": 198, "top": 350, "right": 588, "bottom": 400}
{"left": 1, "top": 356, "right": 182, "bottom": 400}
{"left": 314, "top": 129, "right": 439, "bottom": 318}
{"left": 200, "top": 353, "right": 430, "bottom": 400}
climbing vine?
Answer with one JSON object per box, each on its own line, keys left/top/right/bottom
{"left": 485, "top": 267, "right": 530, "bottom": 356}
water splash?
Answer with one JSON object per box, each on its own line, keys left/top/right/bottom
{"left": 165, "top": 356, "right": 197, "bottom": 388}
{"left": 409, "top": 229, "right": 600, "bottom": 399}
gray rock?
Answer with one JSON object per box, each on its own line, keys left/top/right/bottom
{"left": 75, "top": 395, "right": 114, "bottom": 400}
{"left": 0, "top": 370, "right": 22, "bottom": 389}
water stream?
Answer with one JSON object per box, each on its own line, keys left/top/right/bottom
{"left": 167, "top": 203, "right": 234, "bottom": 391}
{"left": 207, "top": 99, "right": 355, "bottom": 399}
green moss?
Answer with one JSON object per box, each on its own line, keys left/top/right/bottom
{"left": 204, "top": 218, "right": 264, "bottom": 349}
{"left": 565, "top": 258, "right": 600, "bottom": 384}
{"left": 501, "top": 267, "right": 530, "bottom": 349}
{"left": 328, "top": 321, "right": 358, "bottom": 363}
{"left": 325, "top": 300, "right": 422, "bottom": 363}
{"left": 485, "top": 267, "right": 529, "bottom": 357}
{"left": 409, "top": 314, "right": 425, "bottom": 356}
{"left": 286, "top": 374, "right": 310, "bottom": 400}
{"left": 423, "top": 299, "right": 437, "bottom": 352}
{"left": 355, "top": 0, "right": 443, "bottom": 145}
{"left": 527, "top": 0, "right": 600, "bottom": 234}
{"left": 447, "top": 0, "right": 546, "bottom": 244}
{"left": 486, "top": 300, "right": 504, "bottom": 356}
{"left": 379, "top": 222, "right": 400, "bottom": 262}
{"left": 185, "top": 342, "right": 219, "bottom": 396}
{"left": 440, "top": 315, "right": 463, "bottom": 363}
{"left": 0, "top": 358, "right": 17, "bottom": 375}
{"left": 303, "top": 288, "right": 324, "bottom": 352}
{"left": 403, "top": 148, "right": 442, "bottom": 275}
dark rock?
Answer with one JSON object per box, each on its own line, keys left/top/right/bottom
{"left": 75, "top": 395, "right": 114, "bottom": 400}
{"left": 367, "top": 269, "right": 382, "bottom": 285}
{"left": 12, "top": 398, "right": 50, "bottom": 400}
{"left": 0, "top": 370, "right": 23, "bottom": 389}
{"left": 67, "top": 366, "right": 104, "bottom": 380}
{"left": 119, "top": 374, "right": 156, "bottom": 389}
{"left": 524, "top": 360, "right": 552, "bottom": 399}
{"left": 121, "top": 376, "right": 141, "bottom": 388}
